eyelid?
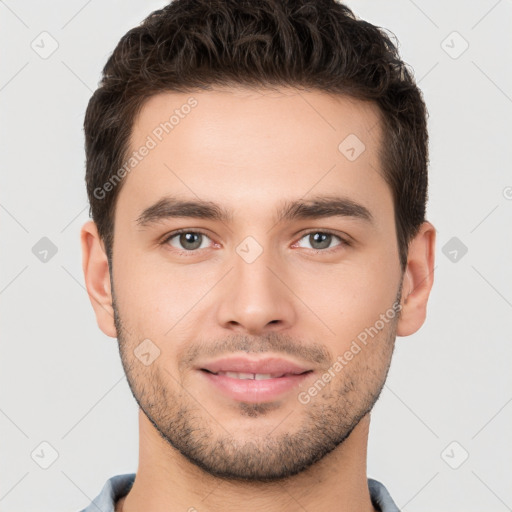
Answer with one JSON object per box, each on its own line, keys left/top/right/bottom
{"left": 161, "top": 227, "right": 212, "bottom": 241}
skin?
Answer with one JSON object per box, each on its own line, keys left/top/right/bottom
{"left": 81, "top": 87, "right": 436, "bottom": 512}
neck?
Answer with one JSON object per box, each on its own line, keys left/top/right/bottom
{"left": 117, "top": 410, "right": 378, "bottom": 512}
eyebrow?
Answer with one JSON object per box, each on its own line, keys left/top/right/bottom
{"left": 136, "top": 195, "right": 374, "bottom": 227}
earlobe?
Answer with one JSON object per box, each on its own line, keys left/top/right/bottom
{"left": 396, "top": 221, "right": 436, "bottom": 337}
{"left": 80, "top": 220, "right": 117, "bottom": 338}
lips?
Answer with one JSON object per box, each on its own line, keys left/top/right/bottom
{"left": 198, "top": 356, "right": 314, "bottom": 403}
{"left": 199, "top": 356, "right": 312, "bottom": 377}
{"left": 212, "top": 371, "right": 293, "bottom": 380}
{"left": 199, "top": 366, "right": 315, "bottom": 403}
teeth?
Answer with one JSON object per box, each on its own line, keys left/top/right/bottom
{"left": 254, "top": 373, "right": 276, "bottom": 380}
{"left": 216, "top": 371, "right": 285, "bottom": 380}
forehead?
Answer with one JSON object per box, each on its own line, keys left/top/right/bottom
{"left": 117, "top": 87, "right": 391, "bottom": 230}
{"left": 131, "top": 87, "right": 382, "bottom": 156}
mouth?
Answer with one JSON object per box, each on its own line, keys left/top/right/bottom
{"left": 201, "top": 369, "right": 313, "bottom": 380}
{"left": 197, "top": 355, "right": 313, "bottom": 376}
{"left": 198, "top": 368, "right": 315, "bottom": 403}
{"left": 196, "top": 355, "right": 315, "bottom": 403}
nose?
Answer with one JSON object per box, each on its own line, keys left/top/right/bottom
{"left": 215, "top": 245, "right": 296, "bottom": 335}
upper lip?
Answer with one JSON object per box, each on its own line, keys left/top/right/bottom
{"left": 198, "top": 356, "right": 312, "bottom": 376}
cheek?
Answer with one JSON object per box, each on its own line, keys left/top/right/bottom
{"left": 292, "top": 257, "right": 399, "bottom": 345}
{"left": 112, "top": 252, "right": 218, "bottom": 339}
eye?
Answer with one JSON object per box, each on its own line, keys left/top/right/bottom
{"left": 294, "top": 230, "right": 349, "bottom": 252}
{"left": 160, "top": 229, "right": 350, "bottom": 255}
{"left": 163, "top": 230, "right": 213, "bottom": 252}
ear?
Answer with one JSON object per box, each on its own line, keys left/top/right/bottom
{"left": 80, "top": 220, "right": 117, "bottom": 338}
{"left": 396, "top": 221, "right": 436, "bottom": 337}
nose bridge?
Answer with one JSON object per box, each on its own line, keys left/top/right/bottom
{"left": 234, "top": 236, "right": 276, "bottom": 293}
{"left": 216, "top": 234, "right": 295, "bottom": 333}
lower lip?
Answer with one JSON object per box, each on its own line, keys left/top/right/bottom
{"left": 199, "top": 370, "right": 313, "bottom": 403}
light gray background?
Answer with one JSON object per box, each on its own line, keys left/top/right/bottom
{"left": 1, "top": 1, "right": 511, "bottom": 511}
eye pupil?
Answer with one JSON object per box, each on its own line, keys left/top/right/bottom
{"left": 180, "top": 232, "right": 202, "bottom": 250}
{"left": 310, "top": 232, "right": 331, "bottom": 250}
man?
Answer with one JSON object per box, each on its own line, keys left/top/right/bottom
{"left": 79, "top": 0, "right": 436, "bottom": 511}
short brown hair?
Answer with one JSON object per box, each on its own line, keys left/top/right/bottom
{"left": 84, "top": 0, "right": 429, "bottom": 272}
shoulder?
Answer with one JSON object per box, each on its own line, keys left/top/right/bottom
{"left": 78, "top": 473, "right": 136, "bottom": 512}
{"left": 368, "top": 478, "right": 401, "bottom": 512}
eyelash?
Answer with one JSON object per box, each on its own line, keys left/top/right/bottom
{"left": 160, "top": 228, "right": 352, "bottom": 255}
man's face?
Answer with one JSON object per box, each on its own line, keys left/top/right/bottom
{"left": 110, "top": 87, "right": 403, "bottom": 481}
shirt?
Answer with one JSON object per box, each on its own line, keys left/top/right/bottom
{"left": 78, "top": 473, "right": 401, "bottom": 511}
